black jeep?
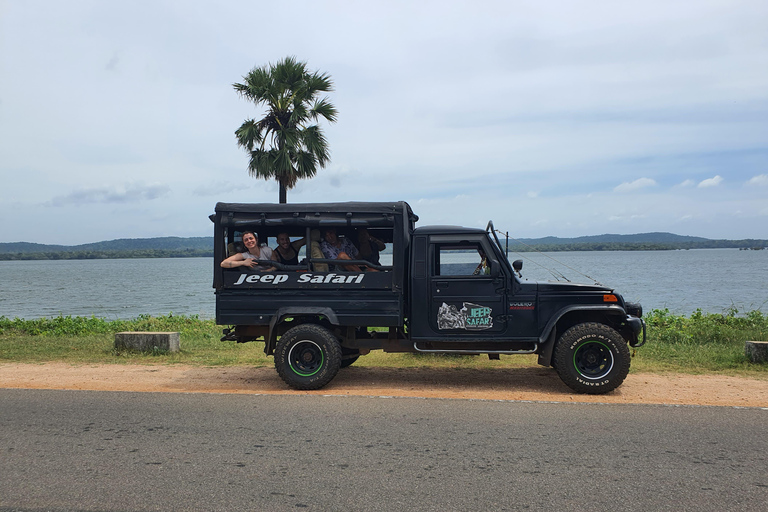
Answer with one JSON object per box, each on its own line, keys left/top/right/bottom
{"left": 212, "top": 201, "right": 645, "bottom": 394}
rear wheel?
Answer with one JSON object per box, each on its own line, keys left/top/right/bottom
{"left": 553, "top": 322, "right": 630, "bottom": 394}
{"left": 275, "top": 324, "right": 342, "bottom": 390}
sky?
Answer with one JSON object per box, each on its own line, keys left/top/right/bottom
{"left": 1, "top": 0, "right": 767, "bottom": 245}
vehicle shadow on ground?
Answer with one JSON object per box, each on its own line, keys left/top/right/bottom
{"left": 217, "top": 365, "right": 583, "bottom": 401}
{"left": 327, "top": 366, "right": 573, "bottom": 395}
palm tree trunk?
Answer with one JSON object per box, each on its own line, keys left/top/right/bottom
{"left": 279, "top": 182, "right": 287, "bottom": 204}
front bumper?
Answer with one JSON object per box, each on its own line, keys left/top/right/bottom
{"left": 626, "top": 316, "right": 647, "bottom": 348}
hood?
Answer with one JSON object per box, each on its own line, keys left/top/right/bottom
{"left": 536, "top": 281, "right": 614, "bottom": 295}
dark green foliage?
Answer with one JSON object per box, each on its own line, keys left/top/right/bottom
{"left": 646, "top": 307, "right": 768, "bottom": 345}
{"left": 0, "top": 314, "right": 217, "bottom": 337}
{"left": 634, "top": 308, "right": 768, "bottom": 371}
{"left": 234, "top": 56, "right": 338, "bottom": 203}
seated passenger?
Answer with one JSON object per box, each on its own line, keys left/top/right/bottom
{"left": 473, "top": 248, "right": 490, "bottom": 276}
{"left": 357, "top": 228, "right": 386, "bottom": 267}
{"left": 273, "top": 232, "right": 306, "bottom": 267}
{"left": 319, "top": 228, "right": 362, "bottom": 272}
{"left": 226, "top": 241, "right": 244, "bottom": 257}
{"left": 220, "top": 231, "right": 274, "bottom": 271}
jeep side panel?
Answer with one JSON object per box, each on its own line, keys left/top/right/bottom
{"left": 213, "top": 201, "right": 416, "bottom": 334}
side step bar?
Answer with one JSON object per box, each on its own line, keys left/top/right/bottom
{"left": 413, "top": 342, "right": 538, "bottom": 355}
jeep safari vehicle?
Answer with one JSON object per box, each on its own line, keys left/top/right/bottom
{"left": 212, "top": 201, "right": 645, "bottom": 394}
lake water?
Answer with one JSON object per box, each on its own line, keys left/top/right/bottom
{"left": 0, "top": 249, "right": 765, "bottom": 320}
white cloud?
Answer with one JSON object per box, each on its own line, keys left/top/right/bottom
{"left": 613, "top": 178, "right": 657, "bottom": 193}
{"left": 698, "top": 175, "right": 724, "bottom": 188}
{"left": 747, "top": 174, "right": 768, "bottom": 186}
{"left": 1, "top": 0, "right": 768, "bottom": 243}
{"left": 46, "top": 183, "right": 171, "bottom": 207}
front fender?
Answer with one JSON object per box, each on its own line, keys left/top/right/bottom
{"left": 536, "top": 305, "right": 627, "bottom": 367}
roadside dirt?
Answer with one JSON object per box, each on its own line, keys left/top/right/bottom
{"left": 1, "top": 363, "right": 767, "bottom": 407}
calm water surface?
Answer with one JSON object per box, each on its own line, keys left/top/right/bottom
{"left": 0, "top": 258, "right": 215, "bottom": 320}
{"left": 515, "top": 248, "right": 768, "bottom": 314}
{"left": 0, "top": 249, "right": 765, "bottom": 320}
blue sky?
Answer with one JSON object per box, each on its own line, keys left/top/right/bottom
{"left": 1, "top": 0, "right": 767, "bottom": 245}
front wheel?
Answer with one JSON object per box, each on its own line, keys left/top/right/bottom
{"left": 553, "top": 323, "right": 631, "bottom": 394}
{"left": 275, "top": 324, "right": 342, "bottom": 390}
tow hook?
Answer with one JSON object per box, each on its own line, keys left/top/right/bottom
{"left": 220, "top": 327, "right": 238, "bottom": 342}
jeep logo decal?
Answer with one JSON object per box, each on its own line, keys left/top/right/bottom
{"left": 437, "top": 302, "right": 494, "bottom": 331}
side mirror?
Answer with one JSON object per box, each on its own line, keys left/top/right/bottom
{"left": 512, "top": 259, "right": 523, "bottom": 272}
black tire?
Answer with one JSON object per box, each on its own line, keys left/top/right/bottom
{"left": 340, "top": 348, "right": 360, "bottom": 368}
{"left": 553, "top": 322, "right": 631, "bottom": 394}
{"left": 275, "top": 324, "right": 342, "bottom": 390}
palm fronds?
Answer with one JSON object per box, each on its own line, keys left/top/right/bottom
{"left": 233, "top": 56, "right": 337, "bottom": 202}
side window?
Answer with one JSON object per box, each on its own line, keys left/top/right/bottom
{"left": 434, "top": 243, "right": 490, "bottom": 276}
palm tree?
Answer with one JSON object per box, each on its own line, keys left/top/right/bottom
{"left": 233, "top": 56, "right": 338, "bottom": 203}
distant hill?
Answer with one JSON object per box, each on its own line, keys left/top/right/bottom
{"left": 506, "top": 232, "right": 767, "bottom": 252}
{"left": 0, "top": 233, "right": 765, "bottom": 260}
{"left": 516, "top": 232, "right": 710, "bottom": 245}
{"left": 0, "top": 237, "right": 213, "bottom": 254}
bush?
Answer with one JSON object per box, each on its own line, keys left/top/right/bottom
{"left": 645, "top": 308, "right": 768, "bottom": 346}
{"left": 634, "top": 308, "right": 768, "bottom": 373}
{"left": 0, "top": 314, "right": 217, "bottom": 337}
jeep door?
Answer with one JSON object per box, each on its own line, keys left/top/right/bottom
{"left": 425, "top": 237, "right": 507, "bottom": 336}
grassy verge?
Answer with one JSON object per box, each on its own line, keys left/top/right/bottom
{"left": 1, "top": 310, "right": 766, "bottom": 377}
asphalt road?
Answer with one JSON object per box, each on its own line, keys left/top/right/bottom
{"left": 1, "top": 390, "right": 767, "bottom": 512}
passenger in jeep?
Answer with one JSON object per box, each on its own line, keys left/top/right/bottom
{"left": 220, "top": 231, "right": 275, "bottom": 271}
{"left": 357, "top": 228, "right": 386, "bottom": 267}
{"left": 319, "top": 228, "right": 362, "bottom": 272}
{"left": 273, "top": 232, "right": 306, "bottom": 266}
{"left": 473, "top": 247, "right": 490, "bottom": 276}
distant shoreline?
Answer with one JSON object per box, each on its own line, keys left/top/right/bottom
{"left": 2, "top": 233, "right": 767, "bottom": 261}
{"left": 0, "top": 242, "right": 765, "bottom": 261}
{"left": 0, "top": 249, "right": 213, "bottom": 261}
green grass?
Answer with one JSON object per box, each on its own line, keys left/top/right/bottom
{"left": 1, "top": 310, "right": 766, "bottom": 377}
{"left": 0, "top": 314, "right": 271, "bottom": 367}
{"left": 630, "top": 307, "right": 768, "bottom": 376}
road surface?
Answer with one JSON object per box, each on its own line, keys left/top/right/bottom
{"left": 1, "top": 389, "right": 766, "bottom": 511}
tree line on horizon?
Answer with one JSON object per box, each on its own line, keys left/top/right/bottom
{"left": 0, "top": 249, "right": 213, "bottom": 261}
{"left": 0, "top": 238, "right": 765, "bottom": 261}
